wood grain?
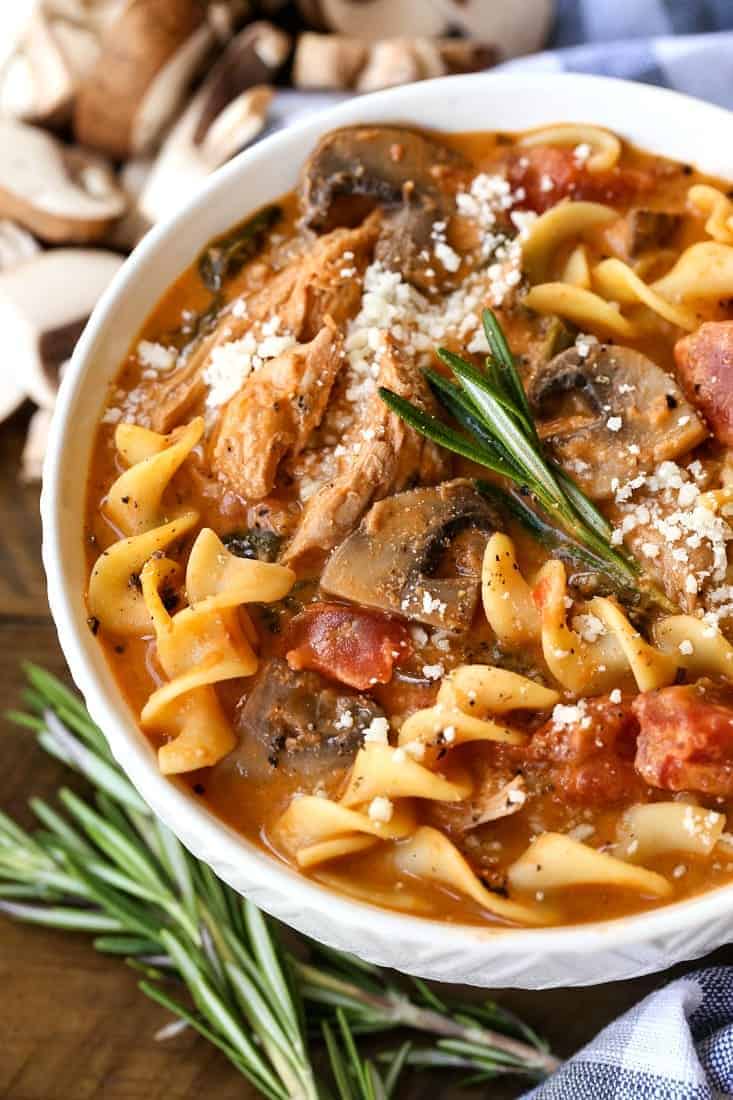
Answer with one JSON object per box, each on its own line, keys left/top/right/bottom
{"left": 1, "top": 403, "right": 730, "bottom": 1099}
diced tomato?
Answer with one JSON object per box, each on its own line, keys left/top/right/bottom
{"left": 633, "top": 680, "right": 733, "bottom": 796}
{"left": 506, "top": 146, "right": 654, "bottom": 213}
{"left": 675, "top": 321, "right": 733, "bottom": 445}
{"left": 528, "top": 693, "right": 643, "bottom": 805}
{"left": 284, "top": 602, "right": 409, "bottom": 691}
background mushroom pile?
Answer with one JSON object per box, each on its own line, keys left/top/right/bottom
{"left": 0, "top": 0, "right": 554, "bottom": 479}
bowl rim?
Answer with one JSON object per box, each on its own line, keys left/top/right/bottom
{"left": 42, "top": 70, "right": 733, "bottom": 976}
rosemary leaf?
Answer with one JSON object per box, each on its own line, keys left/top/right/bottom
{"left": 380, "top": 308, "right": 652, "bottom": 605}
{"left": 0, "top": 668, "right": 557, "bottom": 1096}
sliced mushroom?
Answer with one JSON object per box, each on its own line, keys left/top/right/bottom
{"left": 0, "top": 220, "right": 40, "bottom": 270}
{"left": 625, "top": 208, "right": 681, "bottom": 257}
{"left": 0, "top": 120, "right": 126, "bottom": 242}
{"left": 428, "top": 774, "right": 527, "bottom": 835}
{"left": 292, "top": 33, "right": 367, "bottom": 90}
{"left": 528, "top": 344, "right": 708, "bottom": 500}
{"left": 0, "top": 8, "right": 100, "bottom": 126}
{"left": 137, "top": 23, "right": 287, "bottom": 225}
{"left": 192, "top": 21, "right": 290, "bottom": 143}
{"left": 0, "top": 248, "right": 124, "bottom": 408}
{"left": 0, "top": 364, "right": 26, "bottom": 425}
{"left": 73, "top": 0, "right": 214, "bottom": 159}
{"left": 295, "top": 0, "right": 553, "bottom": 56}
{"left": 139, "top": 84, "right": 273, "bottom": 226}
{"left": 106, "top": 157, "right": 154, "bottom": 250}
{"left": 21, "top": 406, "right": 53, "bottom": 482}
{"left": 292, "top": 33, "right": 495, "bottom": 92}
{"left": 219, "top": 658, "right": 382, "bottom": 783}
{"left": 299, "top": 124, "right": 467, "bottom": 288}
{"left": 321, "top": 479, "right": 498, "bottom": 633}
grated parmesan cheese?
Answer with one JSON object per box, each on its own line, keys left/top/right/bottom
{"left": 363, "top": 716, "right": 390, "bottom": 744}
{"left": 137, "top": 340, "right": 176, "bottom": 371}
{"left": 368, "top": 797, "right": 394, "bottom": 823}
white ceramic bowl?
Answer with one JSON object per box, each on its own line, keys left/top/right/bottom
{"left": 43, "top": 72, "right": 733, "bottom": 989}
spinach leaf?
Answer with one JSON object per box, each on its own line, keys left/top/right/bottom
{"left": 222, "top": 528, "right": 283, "bottom": 563}
{"left": 198, "top": 204, "right": 282, "bottom": 295}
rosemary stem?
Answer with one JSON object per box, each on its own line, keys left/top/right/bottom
{"left": 295, "top": 963, "right": 560, "bottom": 1075}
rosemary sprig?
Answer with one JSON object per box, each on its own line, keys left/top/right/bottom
{"left": 2, "top": 666, "right": 558, "bottom": 1096}
{"left": 380, "top": 308, "right": 647, "bottom": 604}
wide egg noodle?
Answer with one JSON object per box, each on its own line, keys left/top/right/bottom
{"left": 687, "top": 184, "right": 733, "bottom": 244}
{"left": 87, "top": 512, "right": 198, "bottom": 635}
{"left": 185, "top": 526, "right": 295, "bottom": 609}
{"left": 592, "top": 257, "right": 698, "bottom": 331}
{"left": 652, "top": 241, "right": 733, "bottom": 303}
{"left": 523, "top": 283, "right": 636, "bottom": 340}
{"left": 481, "top": 533, "right": 540, "bottom": 646}
{"left": 508, "top": 833, "right": 672, "bottom": 898}
{"left": 340, "top": 744, "right": 473, "bottom": 808}
{"left": 521, "top": 200, "right": 616, "bottom": 284}
{"left": 105, "top": 417, "right": 204, "bottom": 536}
{"left": 616, "top": 802, "right": 726, "bottom": 863}
{"left": 276, "top": 795, "right": 417, "bottom": 869}
{"left": 393, "top": 827, "right": 558, "bottom": 926}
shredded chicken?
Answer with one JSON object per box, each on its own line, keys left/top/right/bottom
{"left": 149, "top": 216, "right": 380, "bottom": 433}
{"left": 209, "top": 319, "right": 344, "bottom": 500}
{"left": 283, "top": 334, "right": 450, "bottom": 563}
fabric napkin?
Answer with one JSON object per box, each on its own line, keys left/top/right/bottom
{"left": 523, "top": 967, "right": 733, "bottom": 1099}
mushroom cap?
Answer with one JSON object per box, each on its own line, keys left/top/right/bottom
{"left": 0, "top": 120, "right": 127, "bottom": 242}
{"left": 0, "top": 9, "right": 100, "bottom": 126}
{"left": 299, "top": 123, "right": 468, "bottom": 287}
{"left": 295, "top": 0, "right": 553, "bottom": 56}
{"left": 321, "top": 479, "right": 498, "bottom": 632}
{"left": 529, "top": 343, "right": 708, "bottom": 500}
{"left": 72, "top": 0, "right": 214, "bottom": 158}
{"left": 219, "top": 658, "right": 379, "bottom": 782}
{"left": 0, "top": 248, "right": 124, "bottom": 408}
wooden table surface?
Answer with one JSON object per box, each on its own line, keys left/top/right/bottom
{"left": 1, "top": 403, "right": 731, "bottom": 1100}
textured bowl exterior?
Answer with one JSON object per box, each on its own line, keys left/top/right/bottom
{"left": 43, "top": 73, "right": 733, "bottom": 988}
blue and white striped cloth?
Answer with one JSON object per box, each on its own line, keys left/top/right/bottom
{"left": 273, "top": 4, "right": 733, "bottom": 1094}
{"left": 505, "top": 0, "right": 733, "bottom": 112}
{"left": 523, "top": 967, "right": 733, "bottom": 1098}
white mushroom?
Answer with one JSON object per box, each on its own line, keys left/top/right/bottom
{"left": 0, "top": 365, "right": 26, "bottom": 425}
{"left": 0, "top": 220, "right": 40, "bottom": 271}
{"left": 138, "top": 23, "right": 288, "bottom": 224}
{"left": 0, "top": 120, "right": 127, "bottom": 242}
{"left": 139, "top": 85, "right": 273, "bottom": 225}
{"left": 0, "top": 8, "right": 100, "bottom": 126}
{"left": 292, "top": 33, "right": 367, "bottom": 89}
{"left": 73, "top": 0, "right": 215, "bottom": 159}
{"left": 21, "top": 406, "right": 54, "bottom": 483}
{"left": 294, "top": 33, "right": 496, "bottom": 91}
{"left": 295, "top": 0, "right": 553, "bottom": 57}
{"left": 0, "top": 248, "right": 124, "bottom": 409}
{"left": 105, "top": 156, "right": 154, "bottom": 250}
{"left": 296, "top": 0, "right": 448, "bottom": 38}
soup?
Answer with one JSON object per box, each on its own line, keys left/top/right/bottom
{"left": 85, "top": 121, "right": 733, "bottom": 927}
